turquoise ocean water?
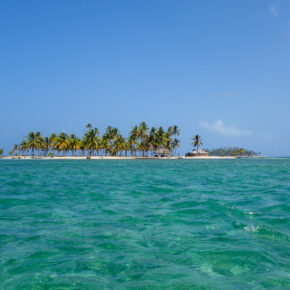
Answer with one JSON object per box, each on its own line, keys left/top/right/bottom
{"left": 0, "top": 159, "right": 289, "bottom": 289}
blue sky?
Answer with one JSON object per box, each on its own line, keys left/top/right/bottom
{"left": 0, "top": 0, "right": 290, "bottom": 156}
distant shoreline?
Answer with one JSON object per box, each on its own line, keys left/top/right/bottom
{"left": 1, "top": 155, "right": 239, "bottom": 160}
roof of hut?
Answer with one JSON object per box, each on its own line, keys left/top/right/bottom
{"left": 156, "top": 148, "right": 170, "bottom": 155}
{"left": 191, "top": 149, "right": 208, "bottom": 154}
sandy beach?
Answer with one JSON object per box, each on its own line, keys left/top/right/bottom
{"left": 1, "top": 155, "right": 236, "bottom": 160}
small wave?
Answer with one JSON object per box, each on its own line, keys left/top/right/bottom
{"left": 244, "top": 225, "right": 260, "bottom": 232}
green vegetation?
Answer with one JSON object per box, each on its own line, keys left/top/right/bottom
{"left": 11, "top": 122, "right": 180, "bottom": 157}
{"left": 206, "top": 147, "right": 259, "bottom": 157}
{"left": 192, "top": 134, "right": 202, "bottom": 152}
{"left": 0, "top": 149, "right": 4, "bottom": 157}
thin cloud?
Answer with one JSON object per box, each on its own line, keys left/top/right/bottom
{"left": 201, "top": 120, "right": 252, "bottom": 137}
{"left": 269, "top": 4, "right": 279, "bottom": 17}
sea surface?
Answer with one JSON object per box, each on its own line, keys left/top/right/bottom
{"left": 0, "top": 159, "right": 289, "bottom": 289}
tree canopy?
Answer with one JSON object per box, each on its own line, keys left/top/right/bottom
{"left": 206, "top": 147, "right": 259, "bottom": 157}
{"left": 9, "top": 123, "right": 181, "bottom": 157}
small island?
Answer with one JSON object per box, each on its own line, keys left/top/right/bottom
{"left": 0, "top": 123, "right": 259, "bottom": 160}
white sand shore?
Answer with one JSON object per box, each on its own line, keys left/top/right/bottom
{"left": 1, "top": 156, "right": 236, "bottom": 160}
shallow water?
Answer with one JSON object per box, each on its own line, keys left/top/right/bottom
{"left": 0, "top": 159, "right": 289, "bottom": 289}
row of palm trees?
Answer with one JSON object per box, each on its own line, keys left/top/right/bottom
{"left": 10, "top": 123, "right": 181, "bottom": 157}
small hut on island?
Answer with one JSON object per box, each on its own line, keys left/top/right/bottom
{"left": 185, "top": 149, "right": 209, "bottom": 157}
{"left": 155, "top": 148, "right": 171, "bottom": 157}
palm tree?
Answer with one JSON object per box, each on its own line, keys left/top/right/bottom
{"left": 34, "top": 132, "right": 43, "bottom": 156}
{"left": 11, "top": 144, "right": 19, "bottom": 156}
{"left": 0, "top": 149, "right": 4, "bottom": 157}
{"left": 42, "top": 137, "right": 50, "bottom": 156}
{"left": 102, "top": 126, "right": 119, "bottom": 156}
{"left": 100, "top": 137, "right": 109, "bottom": 156}
{"left": 148, "top": 127, "right": 156, "bottom": 156}
{"left": 95, "top": 135, "right": 102, "bottom": 156}
{"left": 68, "top": 134, "right": 80, "bottom": 156}
{"left": 138, "top": 122, "right": 149, "bottom": 156}
{"left": 166, "top": 126, "right": 180, "bottom": 156}
{"left": 192, "top": 134, "right": 202, "bottom": 153}
{"left": 167, "top": 126, "right": 174, "bottom": 137}
{"left": 171, "top": 138, "right": 180, "bottom": 156}
{"left": 172, "top": 125, "right": 180, "bottom": 138}
{"left": 237, "top": 148, "right": 245, "bottom": 157}
{"left": 156, "top": 127, "right": 167, "bottom": 151}
{"left": 48, "top": 133, "right": 57, "bottom": 155}
{"left": 79, "top": 140, "right": 86, "bottom": 156}
{"left": 128, "top": 126, "right": 138, "bottom": 156}
{"left": 19, "top": 140, "right": 28, "bottom": 156}
{"left": 123, "top": 139, "right": 131, "bottom": 157}
{"left": 41, "top": 134, "right": 56, "bottom": 156}
{"left": 54, "top": 132, "right": 69, "bottom": 156}
{"left": 25, "top": 132, "right": 40, "bottom": 156}
{"left": 113, "top": 134, "right": 125, "bottom": 156}
{"left": 83, "top": 128, "right": 99, "bottom": 157}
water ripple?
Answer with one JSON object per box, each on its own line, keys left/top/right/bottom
{"left": 0, "top": 159, "right": 289, "bottom": 288}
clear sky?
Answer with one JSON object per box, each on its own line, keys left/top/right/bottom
{"left": 0, "top": 0, "right": 290, "bottom": 156}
